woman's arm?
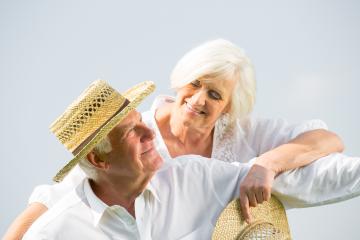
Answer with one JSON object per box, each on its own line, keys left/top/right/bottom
{"left": 3, "top": 203, "right": 47, "bottom": 240}
{"left": 272, "top": 153, "right": 360, "bottom": 208}
{"left": 256, "top": 129, "right": 344, "bottom": 173}
{"left": 239, "top": 129, "right": 344, "bottom": 222}
{"left": 3, "top": 165, "right": 86, "bottom": 239}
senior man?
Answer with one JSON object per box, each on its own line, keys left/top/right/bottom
{"left": 23, "top": 80, "right": 360, "bottom": 240}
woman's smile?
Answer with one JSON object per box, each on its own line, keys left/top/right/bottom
{"left": 184, "top": 102, "right": 206, "bottom": 116}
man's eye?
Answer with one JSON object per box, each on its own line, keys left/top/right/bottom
{"left": 190, "top": 80, "right": 201, "bottom": 88}
{"left": 127, "top": 127, "right": 136, "bottom": 136}
{"left": 208, "top": 90, "right": 222, "bottom": 100}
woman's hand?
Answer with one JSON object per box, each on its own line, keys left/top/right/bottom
{"left": 239, "top": 129, "right": 344, "bottom": 223}
{"left": 239, "top": 163, "right": 276, "bottom": 223}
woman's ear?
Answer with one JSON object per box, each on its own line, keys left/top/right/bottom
{"left": 86, "top": 151, "right": 109, "bottom": 170}
{"left": 222, "top": 102, "right": 231, "bottom": 114}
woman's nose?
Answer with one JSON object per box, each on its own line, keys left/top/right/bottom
{"left": 189, "top": 89, "right": 206, "bottom": 106}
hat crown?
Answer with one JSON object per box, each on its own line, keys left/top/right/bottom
{"left": 50, "top": 80, "right": 127, "bottom": 153}
{"left": 212, "top": 196, "right": 291, "bottom": 240}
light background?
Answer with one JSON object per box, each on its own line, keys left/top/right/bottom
{"left": 1, "top": 0, "right": 359, "bottom": 239}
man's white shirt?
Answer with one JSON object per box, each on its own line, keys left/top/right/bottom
{"left": 24, "top": 156, "right": 253, "bottom": 240}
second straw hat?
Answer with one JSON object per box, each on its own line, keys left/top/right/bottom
{"left": 212, "top": 196, "right": 291, "bottom": 240}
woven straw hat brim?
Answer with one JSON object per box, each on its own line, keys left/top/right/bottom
{"left": 212, "top": 196, "right": 291, "bottom": 240}
{"left": 53, "top": 81, "right": 155, "bottom": 182}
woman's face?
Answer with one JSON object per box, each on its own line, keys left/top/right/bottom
{"left": 173, "top": 78, "right": 235, "bottom": 131}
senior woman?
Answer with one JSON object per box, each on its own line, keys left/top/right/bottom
{"left": 148, "top": 39, "right": 342, "bottom": 219}
{"left": 4, "top": 39, "right": 344, "bottom": 239}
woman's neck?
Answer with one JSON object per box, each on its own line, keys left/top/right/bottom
{"left": 155, "top": 103, "right": 214, "bottom": 158}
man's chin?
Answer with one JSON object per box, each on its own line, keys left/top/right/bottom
{"left": 151, "top": 155, "right": 164, "bottom": 171}
{"left": 143, "top": 154, "right": 164, "bottom": 172}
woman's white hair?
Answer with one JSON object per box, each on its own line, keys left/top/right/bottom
{"left": 78, "top": 136, "right": 112, "bottom": 178}
{"left": 170, "top": 39, "right": 256, "bottom": 123}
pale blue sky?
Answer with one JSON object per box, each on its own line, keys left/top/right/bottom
{"left": 1, "top": 0, "right": 359, "bottom": 238}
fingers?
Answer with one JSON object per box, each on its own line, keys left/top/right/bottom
{"left": 262, "top": 186, "right": 271, "bottom": 202}
{"left": 242, "top": 188, "right": 264, "bottom": 213}
{"left": 240, "top": 186, "right": 270, "bottom": 223}
{"left": 255, "top": 188, "right": 264, "bottom": 204}
{"left": 247, "top": 190, "right": 257, "bottom": 207}
{"left": 239, "top": 190, "right": 252, "bottom": 223}
{"left": 238, "top": 164, "right": 276, "bottom": 223}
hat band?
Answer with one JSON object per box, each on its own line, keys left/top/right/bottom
{"left": 72, "top": 98, "right": 130, "bottom": 155}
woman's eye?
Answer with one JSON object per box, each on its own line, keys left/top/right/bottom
{"left": 190, "top": 80, "right": 201, "bottom": 88}
{"left": 208, "top": 90, "right": 222, "bottom": 100}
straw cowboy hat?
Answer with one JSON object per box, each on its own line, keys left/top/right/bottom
{"left": 212, "top": 196, "right": 291, "bottom": 240}
{"left": 51, "top": 80, "right": 155, "bottom": 182}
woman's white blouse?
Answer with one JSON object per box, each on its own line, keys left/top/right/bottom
{"left": 148, "top": 95, "right": 328, "bottom": 164}
{"left": 29, "top": 95, "right": 331, "bottom": 208}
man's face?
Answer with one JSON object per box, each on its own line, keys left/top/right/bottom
{"left": 104, "top": 110, "right": 163, "bottom": 178}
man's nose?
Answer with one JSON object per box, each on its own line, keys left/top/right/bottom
{"left": 140, "top": 125, "right": 155, "bottom": 142}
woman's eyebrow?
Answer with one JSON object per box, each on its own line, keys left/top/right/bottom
{"left": 203, "top": 81, "right": 224, "bottom": 94}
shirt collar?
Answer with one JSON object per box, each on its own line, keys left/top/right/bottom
{"left": 83, "top": 179, "right": 109, "bottom": 227}
{"left": 83, "top": 178, "right": 161, "bottom": 226}
{"left": 147, "top": 180, "right": 161, "bottom": 203}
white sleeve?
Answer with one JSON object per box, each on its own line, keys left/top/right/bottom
{"left": 23, "top": 231, "right": 48, "bottom": 240}
{"left": 28, "top": 165, "right": 85, "bottom": 208}
{"left": 272, "top": 153, "right": 360, "bottom": 209}
{"left": 246, "top": 118, "right": 328, "bottom": 155}
{"left": 210, "top": 159, "right": 253, "bottom": 207}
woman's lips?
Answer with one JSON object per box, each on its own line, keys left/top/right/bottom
{"left": 185, "top": 102, "right": 205, "bottom": 115}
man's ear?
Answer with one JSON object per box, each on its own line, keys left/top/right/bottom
{"left": 86, "top": 151, "right": 109, "bottom": 170}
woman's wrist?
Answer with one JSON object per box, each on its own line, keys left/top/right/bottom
{"left": 255, "top": 143, "right": 311, "bottom": 175}
{"left": 254, "top": 155, "right": 279, "bottom": 176}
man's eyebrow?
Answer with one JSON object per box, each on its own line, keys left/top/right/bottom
{"left": 120, "top": 113, "right": 142, "bottom": 139}
{"left": 119, "top": 123, "right": 134, "bottom": 140}
{"left": 135, "top": 111, "right": 142, "bottom": 122}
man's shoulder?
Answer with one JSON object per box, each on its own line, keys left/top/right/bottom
{"left": 155, "top": 155, "right": 225, "bottom": 182}
{"left": 160, "top": 155, "right": 210, "bottom": 171}
{"left": 151, "top": 155, "right": 208, "bottom": 187}
{"left": 172, "top": 155, "right": 234, "bottom": 168}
